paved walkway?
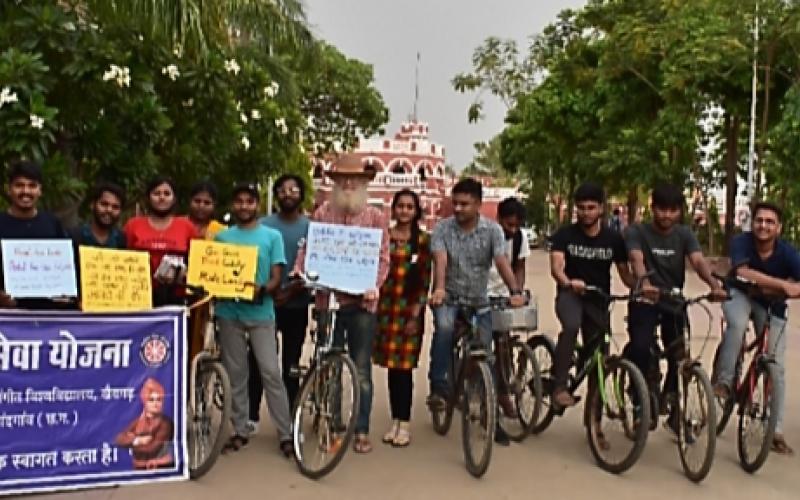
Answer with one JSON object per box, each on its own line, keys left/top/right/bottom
{"left": 36, "top": 250, "right": 800, "bottom": 500}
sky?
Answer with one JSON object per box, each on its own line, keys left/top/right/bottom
{"left": 304, "top": 0, "right": 587, "bottom": 170}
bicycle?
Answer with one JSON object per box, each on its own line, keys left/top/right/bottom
{"left": 640, "top": 287, "right": 717, "bottom": 483}
{"left": 490, "top": 294, "right": 543, "bottom": 442}
{"left": 712, "top": 275, "right": 782, "bottom": 473}
{"left": 291, "top": 272, "right": 360, "bottom": 479}
{"left": 185, "top": 286, "right": 232, "bottom": 480}
{"left": 428, "top": 297, "right": 497, "bottom": 478}
{"left": 527, "top": 286, "right": 650, "bottom": 474}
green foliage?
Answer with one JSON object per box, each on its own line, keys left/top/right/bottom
{"left": 457, "top": 0, "right": 800, "bottom": 242}
{"left": 0, "top": 0, "right": 387, "bottom": 219}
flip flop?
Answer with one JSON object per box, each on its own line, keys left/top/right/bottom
{"left": 222, "top": 435, "right": 249, "bottom": 455}
{"left": 772, "top": 436, "right": 795, "bottom": 456}
{"left": 353, "top": 434, "right": 373, "bottom": 454}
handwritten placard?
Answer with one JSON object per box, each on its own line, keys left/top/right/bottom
{"left": 1, "top": 239, "right": 78, "bottom": 298}
{"left": 304, "top": 222, "right": 382, "bottom": 294}
{"left": 186, "top": 240, "right": 258, "bottom": 299}
{"left": 79, "top": 247, "right": 152, "bottom": 312}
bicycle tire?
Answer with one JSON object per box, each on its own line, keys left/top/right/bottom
{"left": 498, "top": 339, "right": 542, "bottom": 441}
{"left": 737, "top": 361, "right": 778, "bottom": 473}
{"left": 526, "top": 335, "right": 556, "bottom": 434}
{"left": 188, "top": 360, "right": 231, "bottom": 479}
{"left": 586, "top": 357, "right": 650, "bottom": 474}
{"left": 461, "top": 360, "right": 496, "bottom": 478}
{"left": 293, "top": 353, "right": 360, "bottom": 479}
{"left": 676, "top": 364, "right": 717, "bottom": 483}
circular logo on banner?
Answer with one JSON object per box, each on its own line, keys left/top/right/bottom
{"left": 140, "top": 335, "right": 171, "bottom": 367}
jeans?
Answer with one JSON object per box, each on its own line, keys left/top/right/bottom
{"left": 332, "top": 306, "right": 376, "bottom": 434}
{"left": 715, "top": 288, "right": 788, "bottom": 433}
{"left": 218, "top": 318, "right": 292, "bottom": 441}
{"left": 248, "top": 306, "right": 309, "bottom": 420}
{"left": 553, "top": 290, "right": 607, "bottom": 390}
{"left": 428, "top": 303, "right": 493, "bottom": 395}
{"left": 625, "top": 301, "right": 684, "bottom": 396}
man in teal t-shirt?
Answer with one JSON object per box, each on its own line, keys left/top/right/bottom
{"left": 215, "top": 182, "right": 292, "bottom": 457}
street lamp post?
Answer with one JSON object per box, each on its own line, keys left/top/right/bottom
{"left": 744, "top": 0, "right": 759, "bottom": 231}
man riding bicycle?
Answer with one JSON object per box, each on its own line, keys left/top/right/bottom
{"left": 550, "top": 182, "right": 634, "bottom": 409}
{"left": 624, "top": 183, "right": 726, "bottom": 434}
{"left": 428, "top": 179, "right": 525, "bottom": 413}
{"left": 713, "top": 201, "right": 800, "bottom": 455}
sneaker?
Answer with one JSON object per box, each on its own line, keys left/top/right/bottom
{"left": 494, "top": 424, "right": 510, "bottom": 446}
{"left": 279, "top": 440, "right": 294, "bottom": 459}
{"left": 245, "top": 419, "right": 260, "bottom": 436}
{"left": 426, "top": 393, "right": 446, "bottom": 412}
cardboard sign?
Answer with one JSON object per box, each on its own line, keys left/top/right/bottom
{"left": 79, "top": 247, "right": 152, "bottom": 312}
{"left": 304, "top": 222, "right": 382, "bottom": 294}
{"left": 1, "top": 239, "right": 78, "bottom": 298}
{"left": 186, "top": 240, "right": 257, "bottom": 299}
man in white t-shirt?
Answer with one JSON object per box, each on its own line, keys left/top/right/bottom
{"left": 487, "top": 197, "right": 530, "bottom": 445}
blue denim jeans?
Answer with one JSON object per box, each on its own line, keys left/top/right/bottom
{"left": 428, "top": 303, "right": 493, "bottom": 395}
{"left": 715, "top": 288, "right": 788, "bottom": 433}
{"left": 332, "top": 306, "right": 376, "bottom": 434}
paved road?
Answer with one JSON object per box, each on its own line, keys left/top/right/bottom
{"left": 37, "top": 250, "right": 800, "bottom": 500}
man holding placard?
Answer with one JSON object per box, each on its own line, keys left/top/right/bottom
{"left": 0, "top": 160, "right": 75, "bottom": 309}
{"left": 294, "top": 154, "right": 390, "bottom": 454}
{"left": 69, "top": 182, "right": 127, "bottom": 250}
{"left": 214, "top": 182, "right": 293, "bottom": 457}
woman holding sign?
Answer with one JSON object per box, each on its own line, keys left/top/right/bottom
{"left": 374, "top": 189, "right": 432, "bottom": 447}
{"left": 124, "top": 177, "right": 198, "bottom": 306}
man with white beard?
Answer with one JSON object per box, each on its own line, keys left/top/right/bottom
{"left": 295, "top": 154, "right": 390, "bottom": 454}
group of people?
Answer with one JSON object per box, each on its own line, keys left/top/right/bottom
{"left": 549, "top": 181, "right": 799, "bottom": 456}
{"left": 1, "top": 155, "right": 797, "bottom": 460}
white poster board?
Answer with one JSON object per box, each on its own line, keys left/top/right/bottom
{"left": 1, "top": 239, "right": 78, "bottom": 298}
{"left": 304, "top": 222, "right": 382, "bottom": 294}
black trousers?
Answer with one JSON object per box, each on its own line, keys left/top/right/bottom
{"left": 553, "top": 290, "right": 607, "bottom": 390}
{"left": 625, "top": 301, "right": 684, "bottom": 395}
{"left": 248, "top": 306, "right": 309, "bottom": 421}
{"left": 388, "top": 369, "right": 413, "bottom": 421}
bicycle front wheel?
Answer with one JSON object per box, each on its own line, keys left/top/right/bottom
{"left": 461, "top": 360, "right": 496, "bottom": 478}
{"left": 586, "top": 357, "right": 650, "bottom": 474}
{"left": 676, "top": 364, "right": 716, "bottom": 483}
{"left": 737, "top": 361, "right": 778, "bottom": 473}
{"left": 498, "top": 340, "right": 542, "bottom": 441}
{"left": 526, "top": 335, "right": 556, "bottom": 434}
{"left": 188, "top": 360, "right": 231, "bottom": 479}
{"left": 293, "top": 354, "right": 359, "bottom": 479}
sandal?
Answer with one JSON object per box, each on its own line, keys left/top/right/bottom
{"left": 353, "top": 433, "right": 373, "bottom": 454}
{"left": 392, "top": 422, "right": 411, "bottom": 448}
{"left": 772, "top": 435, "right": 795, "bottom": 456}
{"left": 383, "top": 420, "right": 399, "bottom": 444}
{"left": 222, "top": 435, "right": 249, "bottom": 455}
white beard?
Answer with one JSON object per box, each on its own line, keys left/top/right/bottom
{"left": 332, "top": 183, "right": 368, "bottom": 214}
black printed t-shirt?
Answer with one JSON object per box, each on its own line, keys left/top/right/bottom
{"left": 550, "top": 223, "right": 628, "bottom": 293}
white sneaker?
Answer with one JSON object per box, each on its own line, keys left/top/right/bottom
{"left": 246, "top": 420, "right": 260, "bottom": 436}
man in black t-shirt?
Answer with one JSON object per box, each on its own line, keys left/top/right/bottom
{"left": 549, "top": 183, "right": 634, "bottom": 408}
{"left": 0, "top": 160, "right": 71, "bottom": 309}
{"left": 624, "top": 183, "right": 725, "bottom": 433}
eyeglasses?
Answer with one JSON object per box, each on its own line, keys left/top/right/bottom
{"left": 754, "top": 217, "right": 778, "bottom": 226}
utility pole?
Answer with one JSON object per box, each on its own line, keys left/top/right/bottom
{"left": 744, "top": 0, "right": 759, "bottom": 231}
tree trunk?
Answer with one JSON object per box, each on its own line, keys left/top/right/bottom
{"left": 626, "top": 186, "right": 638, "bottom": 225}
{"left": 724, "top": 114, "right": 740, "bottom": 254}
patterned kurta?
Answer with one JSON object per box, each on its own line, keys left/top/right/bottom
{"left": 374, "top": 231, "right": 433, "bottom": 369}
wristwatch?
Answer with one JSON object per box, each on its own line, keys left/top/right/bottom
{"left": 510, "top": 289, "right": 522, "bottom": 296}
